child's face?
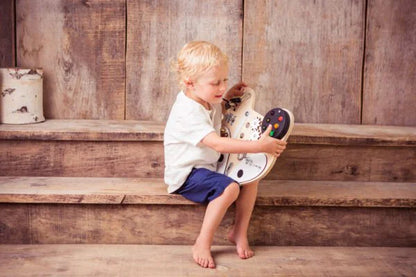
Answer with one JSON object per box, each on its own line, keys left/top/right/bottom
{"left": 187, "top": 63, "right": 229, "bottom": 108}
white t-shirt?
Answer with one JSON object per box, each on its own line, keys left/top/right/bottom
{"left": 164, "top": 91, "right": 222, "bottom": 193}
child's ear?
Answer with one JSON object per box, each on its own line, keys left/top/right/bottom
{"left": 184, "top": 79, "right": 194, "bottom": 89}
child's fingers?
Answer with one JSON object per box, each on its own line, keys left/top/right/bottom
{"left": 235, "top": 81, "right": 246, "bottom": 87}
{"left": 225, "top": 83, "right": 245, "bottom": 98}
{"left": 260, "top": 125, "right": 272, "bottom": 140}
{"left": 276, "top": 139, "right": 287, "bottom": 146}
{"left": 238, "top": 82, "right": 247, "bottom": 90}
{"left": 276, "top": 143, "right": 286, "bottom": 150}
{"left": 263, "top": 124, "right": 273, "bottom": 134}
{"left": 234, "top": 84, "right": 246, "bottom": 96}
{"left": 274, "top": 141, "right": 286, "bottom": 155}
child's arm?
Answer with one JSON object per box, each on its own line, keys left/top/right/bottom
{"left": 201, "top": 125, "right": 287, "bottom": 157}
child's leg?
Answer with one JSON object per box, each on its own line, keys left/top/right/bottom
{"left": 193, "top": 182, "right": 240, "bottom": 268}
{"left": 228, "top": 179, "right": 259, "bottom": 259}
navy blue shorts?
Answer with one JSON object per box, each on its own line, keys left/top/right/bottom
{"left": 175, "top": 168, "right": 239, "bottom": 204}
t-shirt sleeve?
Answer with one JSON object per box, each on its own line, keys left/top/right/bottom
{"left": 173, "top": 108, "right": 216, "bottom": 146}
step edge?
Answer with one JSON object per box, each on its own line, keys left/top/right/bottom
{"left": 1, "top": 120, "right": 415, "bottom": 146}
{"left": 1, "top": 194, "right": 414, "bottom": 208}
{"left": 1, "top": 177, "right": 415, "bottom": 208}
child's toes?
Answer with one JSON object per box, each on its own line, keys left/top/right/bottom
{"left": 199, "top": 258, "right": 208, "bottom": 267}
{"left": 208, "top": 257, "right": 216, "bottom": 268}
{"left": 203, "top": 257, "right": 211, "bottom": 268}
{"left": 196, "top": 257, "right": 203, "bottom": 267}
{"left": 237, "top": 248, "right": 246, "bottom": 259}
{"left": 192, "top": 244, "right": 215, "bottom": 268}
{"left": 237, "top": 247, "right": 254, "bottom": 259}
{"left": 246, "top": 249, "right": 254, "bottom": 258}
{"left": 203, "top": 258, "right": 210, "bottom": 268}
{"left": 243, "top": 250, "right": 249, "bottom": 259}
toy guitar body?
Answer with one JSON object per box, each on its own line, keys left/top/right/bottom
{"left": 216, "top": 87, "right": 294, "bottom": 184}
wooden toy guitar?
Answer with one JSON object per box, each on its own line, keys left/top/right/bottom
{"left": 216, "top": 87, "right": 294, "bottom": 184}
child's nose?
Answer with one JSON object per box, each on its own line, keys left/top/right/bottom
{"left": 219, "top": 82, "right": 227, "bottom": 92}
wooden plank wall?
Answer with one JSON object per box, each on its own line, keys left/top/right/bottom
{"left": 1, "top": 0, "right": 415, "bottom": 125}
{"left": 363, "top": 0, "right": 416, "bottom": 126}
{"left": 0, "top": 0, "right": 14, "bottom": 67}
{"left": 126, "top": 0, "right": 243, "bottom": 121}
{"left": 243, "top": 0, "right": 364, "bottom": 124}
{"left": 15, "top": 0, "right": 126, "bottom": 119}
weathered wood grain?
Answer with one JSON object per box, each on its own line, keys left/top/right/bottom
{"left": 243, "top": 0, "right": 365, "bottom": 124}
{"left": 0, "top": 140, "right": 164, "bottom": 178}
{"left": 290, "top": 123, "right": 416, "bottom": 147}
{"left": 1, "top": 204, "right": 415, "bottom": 246}
{"left": 1, "top": 121, "right": 415, "bottom": 181}
{"left": 250, "top": 206, "right": 416, "bottom": 247}
{"left": 1, "top": 120, "right": 415, "bottom": 146}
{"left": 0, "top": 120, "right": 165, "bottom": 141}
{"left": 0, "top": 205, "right": 30, "bottom": 243}
{"left": 8, "top": 1, "right": 414, "bottom": 125}
{"left": 1, "top": 140, "right": 415, "bottom": 182}
{"left": 0, "top": 0, "right": 14, "bottom": 67}
{"left": 1, "top": 245, "right": 415, "bottom": 276}
{"left": 269, "top": 144, "right": 416, "bottom": 182}
{"left": 363, "top": 0, "right": 416, "bottom": 126}
{"left": 0, "top": 176, "right": 191, "bottom": 205}
{"left": 126, "top": 0, "right": 243, "bottom": 122}
{"left": 16, "top": 0, "right": 125, "bottom": 119}
{"left": 0, "top": 177, "right": 415, "bottom": 208}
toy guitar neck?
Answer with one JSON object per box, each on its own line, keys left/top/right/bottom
{"left": 216, "top": 87, "right": 294, "bottom": 184}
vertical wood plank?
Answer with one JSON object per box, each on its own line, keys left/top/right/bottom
{"left": 16, "top": 0, "right": 125, "bottom": 119}
{"left": 0, "top": 0, "right": 15, "bottom": 67}
{"left": 126, "top": 0, "right": 243, "bottom": 121}
{"left": 243, "top": 0, "right": 365, "bottom": 124}
{"left": 363, "top": 0, "right": 416, "bottom": 126}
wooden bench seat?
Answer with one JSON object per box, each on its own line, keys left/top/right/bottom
{"left": 0, "top": 176, "right": 414, "bottom": 208}
{"left": 1, "top": 119, "right": 415, "bottom": 146}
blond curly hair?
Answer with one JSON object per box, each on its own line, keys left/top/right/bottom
{"left": 171, "top": 41, "right": 229, "bottom": 90}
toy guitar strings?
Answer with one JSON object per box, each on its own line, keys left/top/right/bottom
{"left": 216, "top": 87, "right": 294, "bottom": 184}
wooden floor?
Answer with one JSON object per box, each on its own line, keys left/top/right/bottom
{"left": 0, "top": 245, "right": 415, "bottom": 276}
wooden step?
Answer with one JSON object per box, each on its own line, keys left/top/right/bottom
{"left": 1, "top": 120, "right": 415, "bottom": 146}
{"left": 1, "top": 120, "right": 416, "bottom": 181}
{"left": 1, "top": 244, "right": 415, "bottom": 276}
{"left": 1, "top": 176, "right": 415, "bottom": 246}
{"left": 1, "top": 176, "right": 415, "bottom": 207}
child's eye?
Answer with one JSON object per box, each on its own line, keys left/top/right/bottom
{"left": 211, "top": 79, "right": 228, "bottom": 86}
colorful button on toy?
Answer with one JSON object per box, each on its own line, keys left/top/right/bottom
{"left": 261, "top": 107, "right": 291, "bottom": 140}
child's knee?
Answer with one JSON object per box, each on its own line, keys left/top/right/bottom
{"left": 225, "top": 182, "right": 240, "bottom": 201}
{"left": 244, "top": 180, "right": 260, "bottom": 188}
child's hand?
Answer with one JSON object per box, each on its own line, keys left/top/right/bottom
{"left": 224, "top": 82, "right": 247, "bottom": 99}
{"left": 258, "top": 125, "right": 287, "bottom": 157}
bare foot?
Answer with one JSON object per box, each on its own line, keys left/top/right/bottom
{"left": 192, "top": 241, "right": 216, "bottom": 268}
{"left": 228, "top": 231, "right": 254, "bottom": 259}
